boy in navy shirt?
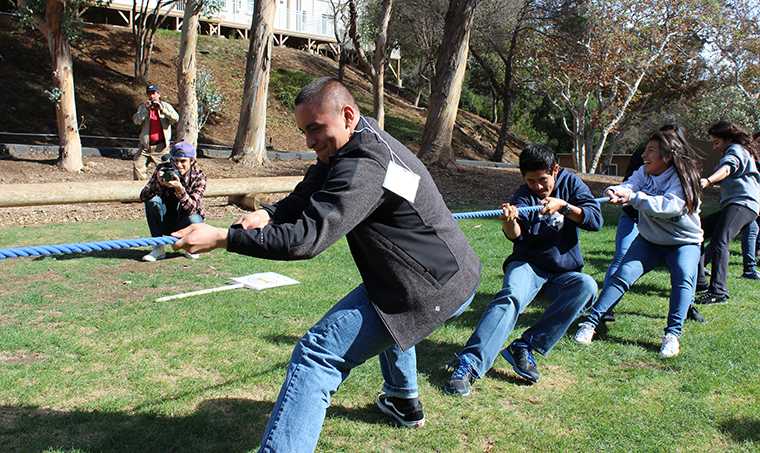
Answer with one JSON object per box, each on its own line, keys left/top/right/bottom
{"left": 446, "top": 144, "right": 602, "bottom": 394}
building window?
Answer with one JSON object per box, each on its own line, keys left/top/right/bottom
{"left": 296, "top": 11, "right": 306, "bottom": 31}
{"left": 320, "top": 14, "right": 332, "bottom": 35}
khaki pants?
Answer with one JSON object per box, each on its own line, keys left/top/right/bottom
{"left": 133, "top": 143, "right": 168, "bottom": 180}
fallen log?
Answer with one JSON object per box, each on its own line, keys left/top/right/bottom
{"left": 0, "top": 177, "right": 301, "bottom": 208}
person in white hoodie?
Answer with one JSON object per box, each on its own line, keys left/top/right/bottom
{"left": 574, "top": 128, "right": 703, "bottom": 358}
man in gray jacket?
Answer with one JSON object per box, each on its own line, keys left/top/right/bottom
{"left": 172, "top": 77, "right": 481, "bottom": 452}
{"left": 132, "top": 83, "right": 179, "bottom": 180}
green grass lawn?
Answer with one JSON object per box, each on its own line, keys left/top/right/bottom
{"left": 1, "top": 213, "right": 759, "bottom": 452}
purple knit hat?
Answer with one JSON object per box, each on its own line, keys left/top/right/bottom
{"left": 171, "top": 141, "right": 196, "bottom": 159}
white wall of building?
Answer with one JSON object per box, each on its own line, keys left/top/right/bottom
{"left": 111, "top": 0, "right": 336, "bottom": 38}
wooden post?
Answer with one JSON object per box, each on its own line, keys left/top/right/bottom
{"left": 0, "top": 177, "right": 302, "bottom": 207}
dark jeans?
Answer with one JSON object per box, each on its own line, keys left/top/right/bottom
{"left": 144, "top": 195, "right": 203, "bottom": 237}
{"left": 740, "top": 216, "right": 760, "bottom": 272}
{"left": 698, "top": 204, "right": 758, "bottom": 296}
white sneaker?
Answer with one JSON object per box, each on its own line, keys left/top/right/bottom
{"left": 181, "top": 250, "right": 200, "bottom": 260}
{"left": 660, "top": 333, "right": 680, "bottom": 358}
{"left": 142, "top": 245, "right": 166, "bottom": 262}
{"left": 574, "top": 322, "right": 596, "bottom": 345}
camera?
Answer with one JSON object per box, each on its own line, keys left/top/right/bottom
{"left": 157, "top": 155, "right": 180, "bottom": 182}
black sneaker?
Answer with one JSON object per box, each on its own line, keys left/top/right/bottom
{"left": 695, "top": 292, "right": 729, "bottom": 305}
{"left": 601, "top": 309, "right": 616, "bottom": 323}
{"left": 376, "top": 393, "right": 425, "bottom": 428}
{"left": 686, "top": 304, "right": 705, "bottom": 323}
{"left": 695, "top": 283, "right": 709, "bottom": 294}
{"left": 742, "top": 270, "right": 760, "bottom": 280}
{"left": 500, "top": 342, "right": 540, "bottom": 384}
{"left": 444, "top": 357, "right": 477, "bottom": 396}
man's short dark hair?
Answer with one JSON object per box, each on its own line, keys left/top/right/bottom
{"left": 294, "top": 77, "right": 358, "bottom": 113}
{"left": 519, "top": 144, "right": 557, "bottom": 174}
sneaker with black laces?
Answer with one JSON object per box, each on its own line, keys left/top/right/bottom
{"left": 686, "top": 304, "right": 705, "bottom": 323}
{"left": 444, "top": 357, "right": 477, "bottom": 396}
{"left": 500, "top": 342, "right": 540, "bottom": 384}
{"left": 741, "top": 270, "right": 760, "bottom": 280}
{"left": 695, "top": 292, "right": 729, "bottom": 305}
{"left": 376, "top": 393, "right": 425, "bottom": 428}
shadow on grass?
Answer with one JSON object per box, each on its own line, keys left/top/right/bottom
{"left": 597, "top": 333, "right": 661, "bottom": 354}
{"left": 720, "top": 417, "right": 760, "bottom": 443}
{"left": 262, "top": 334, "right": 301, "bottom": 346}
{"left": 0, "top": 398, "right": 269, "bottom": 452}
{"left": 328, "top": 402, "right": 390, "bottom": 426}
{"left": 446, "top": 292, "right": 545, "bottom": 332}
{"left": 51, "top": 250, "right": 194, "bottom": 261}
{"left": 51, "top": 249, "right": 149, "bottom": 261}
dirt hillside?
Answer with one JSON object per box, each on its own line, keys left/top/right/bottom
{"left": 0, "top": 21, "right": 523, "bottom": 161}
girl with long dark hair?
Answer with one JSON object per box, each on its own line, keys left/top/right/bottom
{"left": 695, "top": 121, "right": 760, "bottom": 304}
{"left": 600, "top": 124, "right": 705, "bottom": 323}
{"left": 575, "top": 128, "right": 703, "bottom": 358}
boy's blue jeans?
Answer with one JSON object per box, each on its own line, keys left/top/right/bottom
{"left": 144, "top": 195, "right": 203, "bottom": 237}
{"left": 258, "top": 284, "right": 474, "bottom": 453}
{"left": 586, "top": 236, "right": 699, "bottom": 336}
{"left": 458, "top": 260, "right": 597, "bottom": 379}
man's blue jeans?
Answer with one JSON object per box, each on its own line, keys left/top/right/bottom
{"left": 741, "top": 216, "right": 760, "bottom": 272}
{"left": 144, "top": 195, "right": 203, "bottom": 237}
{"left": 458, "top": 260, "right": 597, "bottom": 379}
{"left": 586, "top": 237, "right": 699, "bottom": 336}
{"left": 258, "top": 284, "right": 474, "bottom": 453}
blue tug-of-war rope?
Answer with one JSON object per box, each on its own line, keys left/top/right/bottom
{"left": 0, "top": 197, "right": 610, "bottom": 260}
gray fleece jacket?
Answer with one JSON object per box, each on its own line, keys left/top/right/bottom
{"left": 607, "top": 166, "right": 702, "bottom": 245}
{"left": 226, "top": 116, "right": 481, "bottom": 350}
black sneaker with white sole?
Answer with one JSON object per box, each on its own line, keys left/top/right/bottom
{"left": 376, "top": 393, "right": 425, "bottom": 428}
{"left": 695, "top": 292, "right": 729, "bottom": 305}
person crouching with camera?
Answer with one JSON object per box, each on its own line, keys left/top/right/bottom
{"left": 139, "top": 141, "right": 207, "bottom": 262}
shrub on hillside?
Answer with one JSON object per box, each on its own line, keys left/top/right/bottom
{"left": 196, "top": 67, "right": 224, "bottom": 131}
{"left": 270, "top": 68, "right": 314, "bottom": 110}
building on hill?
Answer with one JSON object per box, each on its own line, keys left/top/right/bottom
{"left": 82, "top": 0, "right": 340, "bottom": 55}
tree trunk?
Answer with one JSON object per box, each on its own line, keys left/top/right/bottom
{"left": 418, "top": 0, "right": 480, "bottom": 167}
{"left": 134, "top": 32, "right": 156, "bottom": 83}
{"left": 176, "top": 1, "right": 201, "bottom": 146}
{"left": 373, "top": 66, "right": 386, "bottom": 129}
{"left": 230, "top": 0, "right": 276, "bottom": 167}
{"left": 337, "top": 47, "right": 347, "bottom": 81}
{"left": 44, "top": 0, "right": 82, "bottom": 172}
{"left": 493, "top": 87, "right": 515, "bottom": 162}
{"left": 414, "top": 88, "right": 422, "bottom": 108}
{"left": 372, "top": 0, "right": 393, "bottom": 129}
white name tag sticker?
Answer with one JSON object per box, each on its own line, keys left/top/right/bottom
{"left": 383, "top": 160, "right": 420, "bottom": 203}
